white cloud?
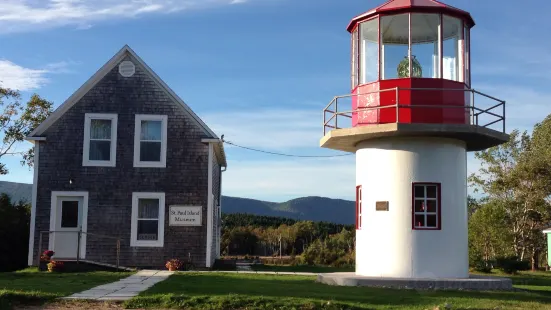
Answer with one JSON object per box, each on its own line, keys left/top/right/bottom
{"left": 0, "top": 0, "right": 249, "bottom": 33}
{"left": 0, "top": 59, "right": 71, "bottom": 91}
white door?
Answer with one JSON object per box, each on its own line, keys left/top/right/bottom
{"left": 52, "top": 196, "right": 84, "bottom": 259}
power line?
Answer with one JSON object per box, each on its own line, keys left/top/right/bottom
{"left": 221, "top": 136, "right": 353, "bottom": 158}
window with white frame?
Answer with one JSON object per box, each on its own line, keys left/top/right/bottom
{"left": 131, "top": 192, "right": 165, "bottom": 247}
{"left": 356, "top": 185, "right": 362, "bottom": 230}
{"left": 134, "top": 115, "right": 168, "bottom": 168}
{"left": 413, "top": 183, "right": 441, "bottom": 230}
{"left": 83, "top": 114, "right": 118, "bottom": 167}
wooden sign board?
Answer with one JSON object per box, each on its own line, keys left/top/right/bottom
{"left": 376, "top": 201, "right": 389, "bottom": 211}
{"left": 169, "top": 206, "right": 202, "bottom": 226}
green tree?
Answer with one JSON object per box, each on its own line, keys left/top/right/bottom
{"left": 470, "top": 125, "right": 551, "bottom": 271}
{"left": 469, "top": 199, "right": 513, "bottom": 264}
{"left": 0, "top": 87, "right": 53, "bottom": 173}
{"left": 0, "top": 193, "right": 30, "bottom": 271}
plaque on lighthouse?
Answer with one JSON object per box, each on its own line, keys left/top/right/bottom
{"left": 376, "top": 201, "right": 389, "bottom": 211}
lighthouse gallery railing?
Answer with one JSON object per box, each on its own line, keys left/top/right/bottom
{"left": 322, "top": 87, "right": 506, "bottom": 136}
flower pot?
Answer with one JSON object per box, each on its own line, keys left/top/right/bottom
{"left": 39, "top": 261, "right": 49, "bottom": 272}
{"left": 168, "top": 266, "right": 176, "bottom": 271}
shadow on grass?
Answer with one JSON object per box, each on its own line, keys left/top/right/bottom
{"left": 126, "top": 273, "right": 551, "bottom": 309}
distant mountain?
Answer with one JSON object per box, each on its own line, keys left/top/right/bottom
{"left": 0, "top": 181, "right": 32, "bottom": 203}
{"left": 0, "top": 181, "right": 355, "bottom": 224}
{"left": 221, "top": 196, "right": 354, "bottom": 225}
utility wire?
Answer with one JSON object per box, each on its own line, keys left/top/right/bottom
{"left": 221, "top": 136, "right": 353, "bottom": 158}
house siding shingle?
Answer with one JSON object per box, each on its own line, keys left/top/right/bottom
{"left": 33, "top": 55, "right": 212, "bottom": 268}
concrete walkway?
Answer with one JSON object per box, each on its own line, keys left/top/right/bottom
{"left": 64, "top": 270, "right": 174, "bottom": 301}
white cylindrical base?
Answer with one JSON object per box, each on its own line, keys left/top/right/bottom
{"left": 355, "top": 137, "right": 468, "bottom": 279}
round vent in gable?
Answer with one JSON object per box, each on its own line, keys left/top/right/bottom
{"left": 119, "top": 61, "right": 136, "bottom": 77}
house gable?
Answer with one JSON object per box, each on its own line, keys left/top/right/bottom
{"left": 28, "top": 45, "right": 218, "bottom": 140}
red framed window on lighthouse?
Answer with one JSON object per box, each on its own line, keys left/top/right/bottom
{"left": 355, "top": 185, "right": 362, "bottom": 230}
{"left": 412, "top": 183, "right": 441, "bottom": 230}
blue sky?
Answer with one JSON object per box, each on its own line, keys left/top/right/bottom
{"left": 0, "top": 0, "right": 549, "bottom": 202}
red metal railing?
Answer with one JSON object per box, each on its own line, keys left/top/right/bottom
{"left": 323, "top": 87, "right": 506, "bottom": 136}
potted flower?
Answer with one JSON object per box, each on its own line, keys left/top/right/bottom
{"left": 47, "top": 260, "right": 64, "bottom": 272}
{"left": 165, "top": 258, "right": 183, "bottom": 271}
{"left": 39, "top": 250, "right": 55, "bottom": 271}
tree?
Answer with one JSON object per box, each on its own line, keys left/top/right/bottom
{"left": 0, "top": 193, "right": 30, "bottom": 271}
{"left": 469, "top": 126, "right": 551, "bottom": 271}
{"left": 469, "top": 199, "right": 513, "bottom": 264}
{"left": 0, "top": 87, "right": 52, "bottom": 174}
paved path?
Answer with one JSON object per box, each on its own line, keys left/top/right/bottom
{"left": 64, "top": 270, "right": 174, "bottom": 301}
{"left": 191, "top": 270, "right": 319, "bottom": 276}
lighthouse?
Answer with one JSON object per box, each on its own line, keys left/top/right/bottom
{"left": 319, "top": 0, "right": 509, "bottom": 282}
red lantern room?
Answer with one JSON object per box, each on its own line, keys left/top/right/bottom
{"left": 349, "top": 0, "right": 474, "bottom": 126}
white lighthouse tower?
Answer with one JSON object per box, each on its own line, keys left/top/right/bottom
{"left": 318, "top": 0, "right": 511, "bottom": 286}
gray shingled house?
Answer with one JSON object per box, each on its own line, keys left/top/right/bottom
{"left": 25, "top": 45, "right": 227, "bottom": 269}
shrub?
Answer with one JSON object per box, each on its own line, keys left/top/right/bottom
{"left": 473, "top": 259, "right": 493, "bottom": 273}
{"left": 495, "top": 256, "right": 530, "bottom": 274}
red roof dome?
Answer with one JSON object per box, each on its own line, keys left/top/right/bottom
{"left": 347, "top": 0, "right": 475, "bottom": 32}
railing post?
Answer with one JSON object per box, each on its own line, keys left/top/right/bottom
{"left": 116, "top": 239, "right": 121, "bottom": 270}
{"left": 37, "top": 232, "right": 43, "bottom": 266}
{"left": 335, "top": 99, "right": 338, "bottom": 130}
{"left": 323, "top": 109, "right": 327, "bottom": 136}
{"left": 502, "top": 101, "right": 506, "bottom": 133}
{"left": 472, "top": 90, "right": 476, "bottom": 126}
{"left": 76, "top": 229, "right": 81, "bottom": 264}
{"left": 395, "top": 88, "right": 399, "bottom": 123}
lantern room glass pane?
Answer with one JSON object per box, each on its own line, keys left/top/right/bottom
{"left": 380, "top": 14, "right": 410, "bottom": 80}
{"left": 351, "top": 27, "right": 359, "bottom": 89}
{"left": 443, "top": 15, "right": 462, "bottom": 82}
{"left": 360, "top": 18, "right": 379, "bottom": 84}
{"left": 411, "top": 14, "right": 440, "bottom": 78}
{"left": 464, "top": 26, "right": 470, "bottom": 85}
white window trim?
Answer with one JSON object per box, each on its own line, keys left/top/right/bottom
{"left": 134, "top": 114, "right": 168, "bottom": 168}
{"left": 83, "top": 113, "right": 118, "bottom": 167}
{"left": 131, "top": 192, "right": 165, "bottom": 247}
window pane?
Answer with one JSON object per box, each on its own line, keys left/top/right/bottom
{"left": 360, "top": 18, "right": 379, "bottom": 83}
{"left": 381, "top": 14, "right": 409, "bottom": 79}
{"left": 89, "top": 140, "right": 111, "bottom": 161}
{"left": 414, "top": 215, "right": 425, "bottom": 227}
{"left": 140, "top": 142, "right": 161, "bottom": 162}
{"left": 426, "top": 186, "right": 437, "bottom": 198}
{"left": 140, "top": 121, "right": 162, "bottom": 141}
{"left": 443, "top": 15, "right": 461, "bottom": 81}
{"left": 90, "top": 119, "right": 112, "bottom": 139}
{"left": 427, "top": 215, "right": 437, "bottom": 228}
{"left": 414, "top": 200, "right": 425, "bottom": 212}
{"left": 414, "top": 185, "right": 425, "bottom": 198}
{"left": 411, "top": 14, "right": 440, "bottom": 78}
{"left": 137, "top": 220, "right": 158, "bottom": 240}
{"left": 427, "top": 200, "right": 437, "bottom": 212}
{"left": 61, "top": 201, "right": 79, "bottom": 228}
{"left": 352, "top": 27, "right": 358, "bottom": 89}
{"left": 138, "top": 199, "right": 159, "bottom": 219}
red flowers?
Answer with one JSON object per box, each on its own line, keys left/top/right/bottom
{"left": 40, "top": 250, "right": 55, "bottom": 261}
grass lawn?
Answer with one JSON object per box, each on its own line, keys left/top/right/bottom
{"left": 126, "top": 271, "right": 551, "bottom": 310}
{"left": 251, "top": 264, "right": 354, "bottom": 273}
{"left": 0, "top": 268, "right": 133, "bottom": 309}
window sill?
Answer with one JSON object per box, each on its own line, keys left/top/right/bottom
{"left": 130, "top": 241, "right": 164, "bottom": 248}
{"left": 133, "top": 161, "right": 166, "bottom": 168}
{"left": 83, "top": 160, "right": 116, "bottom": 167}
{"left": 413, "top": 227, "right": 441, "bottom": 231}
